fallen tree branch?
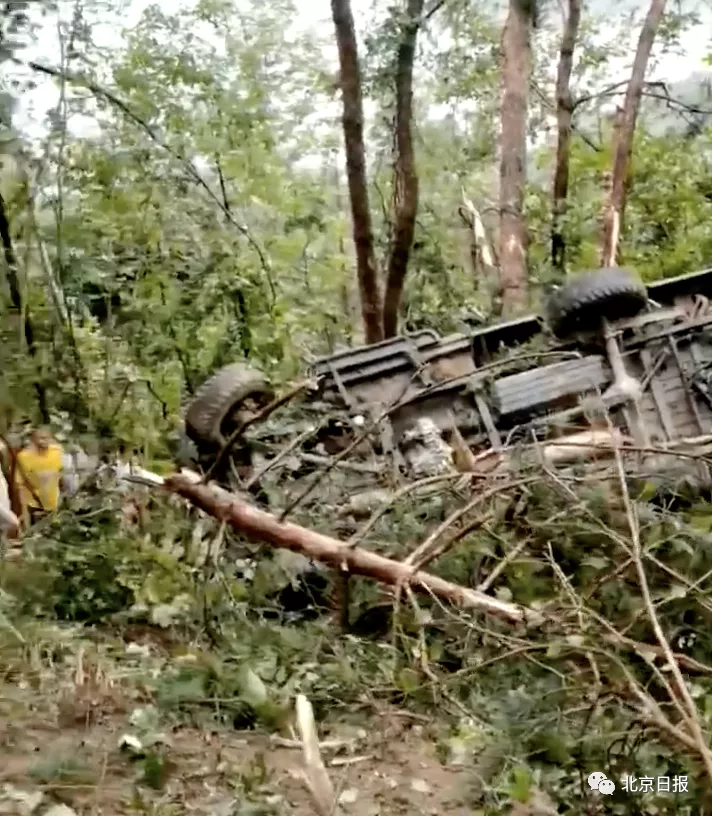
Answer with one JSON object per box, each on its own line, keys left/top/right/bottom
{"left": 610, "top": 423, "right": 712, "bottom": 782}
{"left": 245, "top": 424, "right": 327, "bottom": 489}
{"left": 295, "top": 695, "right": 341, "bottom": 816}
{"left": 601, "top": 631, "right": 712, "bottom": 678}
{"left": 403, "top": 477, "right": 535, "bottom": 573}
{"left": 163, "top": 472, "right": 544, "bottom": 626}
{"left": 299, "top": 452, "right": 381, "bottom": 475}
{"left": 278, "top": 370, "right": 426, "bottom": 520}
{"left": 348, "top": 472, "right": 463, "bottom": 547}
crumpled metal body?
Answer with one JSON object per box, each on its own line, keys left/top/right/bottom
{"left": 401, "top": 417, "right": 455, "bottom": 478}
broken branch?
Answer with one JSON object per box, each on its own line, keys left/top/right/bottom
{"left": 164, "top": 472, "right": 544, "bottom": 626}
{"left": 295, "top": 694, "right": 341, "bottom": 816}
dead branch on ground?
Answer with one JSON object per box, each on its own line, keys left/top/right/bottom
{"left": 278, "top": 365, "right": 430, "bottom": 519}
{"left": 163, "top": 472, "right": 544, "bottom": 626}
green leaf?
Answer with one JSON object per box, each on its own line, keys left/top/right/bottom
{"left": 239, "top": 666, "right": 269, "bottom": 708}
{"left": 508, "top": 767, "right": 532, "bottom": 803}
{"left": 396, "top": 668, "right": 421, "bottom": 695}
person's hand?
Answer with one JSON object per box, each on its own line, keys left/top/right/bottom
{"left": 0, "top": 505, "right": 20, "bottom": 538}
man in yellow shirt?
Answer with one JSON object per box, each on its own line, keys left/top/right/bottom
{"left": 16, "top": 428, "right": 63, "bottom": 525}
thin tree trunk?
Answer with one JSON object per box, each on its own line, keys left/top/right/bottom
{"left": 0, "top": 191, "right": 49, "bottom": 421}
{"left": 600, "top": 0, "right": 668, "bottom": 267}
{"left": 331, "top": 0, "right": 384, "bottom": 345}
{"left": 551, "top": 0, "right": 582, "bottom": 273}
{"left": 332, "top": 153, "right": 356, "bottom": 345}
{"left": 597, "top": 108, "right": 623, "bottom": 262}
{"left": 382, "top": 0, "right": 424, "bottom": 338}
{"left": 498, "top": 0, "right": 533, "bottom": 315}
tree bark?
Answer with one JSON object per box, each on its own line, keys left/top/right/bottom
{"left": 600, "top": 0, "right": 668, "bottom": 267}
{"left": 382, "top": 0, "right": 424, "bottom": 338}
{"left": 597, "top": 108, "right": 623, "bottom": 263}
{"left": 164, "top": 472, "right": 543, "bottom": 626}
{"left": 0, "top": 191, "right": 49, "bottom": 421}
{"left": 498, "top": 0, "right": 534, "bottom": 316}
{"left": 331, "top": 0, "right": 384, "bottom": 345}
{"left": 551, "top": 0, "right": 582, "bottom": 273}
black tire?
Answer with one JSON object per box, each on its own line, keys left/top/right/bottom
{"left": 185, "top": 363, "right": 273, "bottom": 446}
{"left": 546, "top": 267, "right": 648, "bottom": 338}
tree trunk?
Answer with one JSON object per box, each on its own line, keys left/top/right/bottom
{"left": 498, "top": 0, "right": 533, "bottom": 315}
{"left": 600, "top": 0, "right": 668, "bottom": 267}
{"left": 0, "top": 191, "right": 49, "bottom": 421}
{"left": 597, "top": 108, "right": 623, "bottom": 263}
{"left": 164, "top": 472, "right": 543, "bottom": 626}
{"left": 551, "top": 0, "right": 581, "bottom": 273}
{"left": 331, "top": 0, "right": 384, "bottom": 345}
{"left": 382, "top": 0, "right": 424, "bottom": 338}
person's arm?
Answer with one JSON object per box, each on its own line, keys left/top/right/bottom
{"left": 13, "top": 450, "right": 25, "bottom": 490}
{"left": 0, "top": 471, "right": 19, "bottom": 535}
{"left": 0, "top": 443, "right": 8, "bottom": 479}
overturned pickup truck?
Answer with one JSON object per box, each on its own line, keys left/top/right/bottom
{"left": 181, "top": 266, "right": 712, "bottom": 488}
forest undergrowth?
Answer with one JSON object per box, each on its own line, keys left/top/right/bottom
{"left": 2, "top": 439, "right": 712, "bottom": 815}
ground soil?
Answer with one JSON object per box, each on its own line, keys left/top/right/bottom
{"left": 0, "top": 627, "right": 472, "bottom": 815}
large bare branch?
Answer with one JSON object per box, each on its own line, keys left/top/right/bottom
{"left": 330, "top": 0, "right": 384, "bottom": 345}
{"left": 382, "top": 0, "right": 424, "bottom": 338}
{"left": 600, "top": 0, "right": 668, "bottom": 267}
{"left": 551, "top": 0, "right": 582, "bottom": 273}
{"left": 163, "top": 472, "right": 544, "bottom": 626}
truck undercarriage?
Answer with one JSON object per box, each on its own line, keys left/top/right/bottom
{"left": 180, "top": 266, "right": 712, "bottom": 492}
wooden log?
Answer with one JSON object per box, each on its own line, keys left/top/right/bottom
{"left": 163, "top": 472, "right": 543, "bottom": 626}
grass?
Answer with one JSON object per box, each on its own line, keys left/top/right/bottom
{"left": 2, "top": 468, "right": 711, "bottom": 814}
{"left": 0, "top": 615, "right": 476, "bottom": 815}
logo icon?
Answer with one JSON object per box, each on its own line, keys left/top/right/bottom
{"left": 599, "top": 779, "right": 615, "bottom": 795}
{"left": 588, "top": 772, "right": 615, "bottom": 795}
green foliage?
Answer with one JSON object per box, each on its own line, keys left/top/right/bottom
{"left": 2, "top": 3, "right": 712, "bottom": 812}
{"left": 0, "top": 0, "right": 709, "bottom": 437}
{"left": 527, "top": 124, "right": 712, "bottom": 282}
{"left": 4, "top": 494, "right": 197, "bottom": 625}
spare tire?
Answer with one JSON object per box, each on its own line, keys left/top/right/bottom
{"left": 185, "top": 363, "right": 274, "bottom": 447}
{"left": 546, "top": 267, "right": 648, "bottom": 339}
